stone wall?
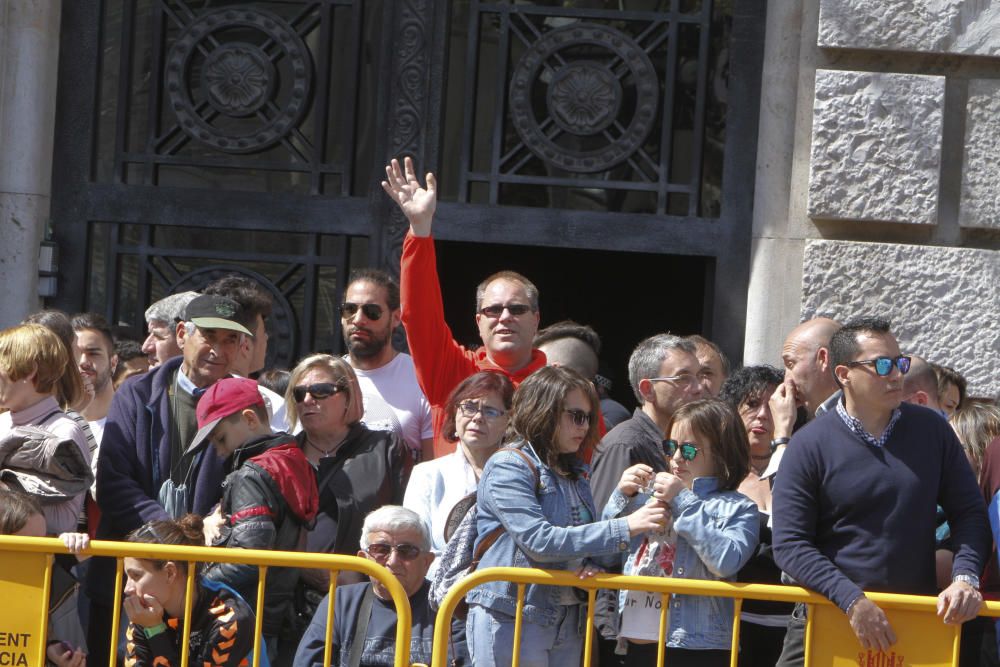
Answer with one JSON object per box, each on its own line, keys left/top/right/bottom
{"left": 745, "top": 0, "right": 1000, "bottom": 400}
{"left": 802, "top": 240, "right": 999, "bottom": 398}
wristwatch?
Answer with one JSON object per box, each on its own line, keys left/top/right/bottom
{"left": 770, "top": 437, "right": 790, "bottom": 454}
{"left": 954, "top": 574, "right": 980, "bottom": 589}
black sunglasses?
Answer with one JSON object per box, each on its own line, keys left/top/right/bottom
{"left": 292, "top": 382, "right": 347, "bottom": 403}
{"left": 664, "top": 439, "right": 701, "bottom": 461}
{"left": 478, "top": 303, "right": 533, "bottom": 318}
{"left": 846, "top": 355, "right": 911, "bottom": 377}
{"left": 365, "top": 543, "right": 422, "bottom": 561}
{"left": 564, "top": 408, "right": 592, "bottom": 427}
{"left": 340, "top": 302, "right": 384, "bottom": 321}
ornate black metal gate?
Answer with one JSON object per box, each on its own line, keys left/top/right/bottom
{"left": 50, "top": 0, "right": 765, "bottom": 364}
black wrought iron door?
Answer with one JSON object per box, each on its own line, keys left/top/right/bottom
{"left": 50, "top": 0, "right": 764, "bottom": 364}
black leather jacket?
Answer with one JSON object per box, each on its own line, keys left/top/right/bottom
{"left": 301, "top": 424, "right": 412, "bottom": 560}
{"left": 204, "top": 432, "right": 318, "bottom": 638}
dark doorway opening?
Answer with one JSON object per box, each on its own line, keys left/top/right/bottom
{"left": 433, "top": 240, "right": 710, "bottom": 410}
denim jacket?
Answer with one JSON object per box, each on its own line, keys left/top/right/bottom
{"left": 604, "top": 477, "right": 759, "bottom": 649}
{"left": 466, "top": 440, "right": 633, "bottom": 626}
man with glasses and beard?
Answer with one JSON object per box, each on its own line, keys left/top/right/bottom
{"left": 383, "top": 157, "right": 546, "bottom": 458}
{"left": 341, "top": 269, "right": 434, "bottom": 462}
{"left": 772, "top": 316, "right": 989, "bottom": 666}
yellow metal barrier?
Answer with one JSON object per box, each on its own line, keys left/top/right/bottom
{"left": 431, "top": 566, "right": 1000, "bottom": 667}
{"left": 0, "top": 536, "right": 414, "bottom": 667}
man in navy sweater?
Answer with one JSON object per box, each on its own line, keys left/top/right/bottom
{"left": 772, "top": 316, "right": 989, "bottom": 665}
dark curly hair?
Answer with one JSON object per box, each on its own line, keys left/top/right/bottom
{"left": 719, "top": 365, "right": 784, "bottom": 411}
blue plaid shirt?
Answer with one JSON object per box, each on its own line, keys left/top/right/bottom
{"left": 836, "top": 399, "right": 901, "bottom": 448}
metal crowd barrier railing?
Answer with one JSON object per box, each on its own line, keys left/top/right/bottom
{"left": 0, "top": 536, "right": 414, "bottom": 667}
{"left": 430, "top": 566, "right": 1000, "bottom": 667}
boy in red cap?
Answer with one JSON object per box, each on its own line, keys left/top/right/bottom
{"left": 191, "top": 377, "right": 318, "bottom": 658}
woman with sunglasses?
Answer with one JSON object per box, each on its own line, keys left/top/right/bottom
{"left": 122, "top": 514, "right": 260, "bottom": 667}
{"left": 284, "top": 355, "right": 411, "bottom": 617}
{"left": 606, "top": 399, "right": 759, "bottom": 666}
{"left": 403, "top": 371, "right": 513, "bottom": 571}
{"left": 466, "top": 366, "right": 669, "bottom": 667}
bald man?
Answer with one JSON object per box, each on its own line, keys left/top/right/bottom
{"left": 902, "top": 356, "right": 945, "bottom": 415}
{"left": 779, "top": 317, "right": 842, "bottom": 419}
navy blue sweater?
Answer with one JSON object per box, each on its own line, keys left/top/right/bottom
{"left": 772, "top": 402, "right": 990, "bottom": 611}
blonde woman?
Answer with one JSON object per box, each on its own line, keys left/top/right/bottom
{"left": 286, "top": 354, "right": 411, "bottom": 615}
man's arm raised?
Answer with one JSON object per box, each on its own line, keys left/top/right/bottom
{"left": 381, "top": 156, "right": 437, "bottom": 237}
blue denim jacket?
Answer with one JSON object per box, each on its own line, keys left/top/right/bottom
{"left": 604, "top": 477, "right": 759, "bottom": 649}
{"left": 466, "top": 441, "right": 633, "bottom": 626}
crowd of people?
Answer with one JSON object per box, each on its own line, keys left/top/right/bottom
{"left": 0, "top": 156, "right": 998, "bottom": 667}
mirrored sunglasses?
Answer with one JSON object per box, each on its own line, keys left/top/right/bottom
{"left": 478, "top": 303, "right": 532, "bottom": 318}
{"left": 664, "top": 439, "right": 701, "bottom": 461}
{"left": 292, "top": 382, "right": 346, "bottom": 403}
{"left": 365, "top": 543, "right": 422, "bottom": 561}
{"left": 846, "top": 355, "right": 911, "bottom": 377}
{"left": 340, "top": 302, "right": 384, "bottom": 321}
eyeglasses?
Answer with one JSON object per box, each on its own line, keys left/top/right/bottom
{"left": 648, "top": 374, "right": 698, "bottom": 387}
{"left": 365, "top": 543, "right": 422, "bottom": 562}
{"left": 339, "top": 302, "right": 384, "bottom": 321}
{"left": 292, "top": 382, "right": 347, "bottom": 403}
{"left": 664, "top": 439, "right": 702, "bottom": 461}
{"left": 457, "top": 400, "right": 506, "bottom": 420}
{"left": 845, "top": 355, "right": 911, "bottom": 377}
{"left": 564, "top": 408, "right": 592, "bottom": 427}
{"left": 478, "top": 303, "right": 533, "bottom": 318}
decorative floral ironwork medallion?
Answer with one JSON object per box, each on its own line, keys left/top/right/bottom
{"left": 547, "top": 62, "right": 622, "bottom": 135}
{"left": 201, "top": 43, "right": 276, "bottom": 117}
{"left": 166, "top": 8, "right": 312, "bottom": 154}
{"left": 509, "top": 22, "right": 659, "bottom": 173}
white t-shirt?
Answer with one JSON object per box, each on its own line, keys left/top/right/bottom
{"left": 349, "top": 353, "right": 433, "bottom": 459}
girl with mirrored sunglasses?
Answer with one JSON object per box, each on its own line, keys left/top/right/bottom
{"left": 604, "top": 399, "right": 760, "bottom": 667}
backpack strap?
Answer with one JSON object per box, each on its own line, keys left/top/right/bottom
{"left": 470, "top": 445, "right": 542, "bottom": 565}
{"left": 347, "top": 584, "right": 375, "bottom": 667}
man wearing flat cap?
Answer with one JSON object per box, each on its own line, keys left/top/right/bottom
{"left": 86, "top": 294, "right": 256, "bottom": 667}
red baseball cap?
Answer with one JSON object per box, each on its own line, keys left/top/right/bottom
{"left": 189, "top": 377, "right": 265, "bottom": 452}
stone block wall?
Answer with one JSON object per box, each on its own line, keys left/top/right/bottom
{"left": 807, "top": 70, "right": 944, "bottom": 225}
{"left": 745, "top": 0, "right": 999, "bottom": 400}
{"left": 802, "top": 240, "right": 999, "bottom": 398}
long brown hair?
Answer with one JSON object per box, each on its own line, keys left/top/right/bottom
{"left": 666, "top": 399, "right": 750, "bottom": 491}
{"left": 510, "top": 366, "right": 599, "bottom": 478}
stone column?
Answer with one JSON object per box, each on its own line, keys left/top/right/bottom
{"left": 0, "top": 1, "right": 61, "bottom": 328}
{"left": 742, "top": 0, "right": 812, "bottom": 365}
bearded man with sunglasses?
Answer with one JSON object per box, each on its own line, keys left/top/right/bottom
{"left": 772, "top": 316, "right": 989, "bottom": 666}
{"left": 341, "top": 269, "right": 434, "bottom": 462}
{"left": 383, "top": 157, "right": 546, "bottom": 459}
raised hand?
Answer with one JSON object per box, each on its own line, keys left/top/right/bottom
{"left": 769, "top": 378, "right": 798, "bottom": 440}
{"left": 381, "top": 157, "right": 437, "bottom": 237}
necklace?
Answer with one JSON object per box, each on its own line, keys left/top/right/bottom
{"left": 305, "top": 434, "right": 346, "bottom": 458}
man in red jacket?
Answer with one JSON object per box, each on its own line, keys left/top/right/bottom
{"left": 382, "top": 157, "right": 547, "bottom": 458}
